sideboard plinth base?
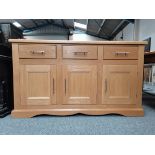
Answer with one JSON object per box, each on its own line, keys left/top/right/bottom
{"left": 11, "top": 108, "right": 144, "bottom": 118}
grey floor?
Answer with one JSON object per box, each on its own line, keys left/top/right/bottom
{"left": 0, "top": 94, "right": 155, "bottom": 135}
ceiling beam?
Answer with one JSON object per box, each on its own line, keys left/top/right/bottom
{"left": 23, "top": 21, "right": 69, "bottom": 33}
{"left": 87, "top": 31, "right": 110, "bottom": 40}
{"left": 46, "top": 19, "right": 51, "bottom": 24}
{"left": 86, "top": 19, "right": 88, "bottom": 30}
{"left": 94, "top": 19, "right": 101, "bottom": 27}
{"left": 110, "top": 20, "right": 130, "bottom": 40}
{"left": 48, "top": 19, "right": 68, "bottom": 29}
{"left": 125, "top": 19, "right": 135, "bottom": 23}
{"left": 31, "top": 19, "right": 38, "bottom": 27}
{"left": 97, "top": 19, "right": 106, "bottom": 34}
{"left": 23, "top": 22, "right": 69, "bottom": 35}
{"left": 61, "top": 19, "right": 67, "bottom": 28}
{"left": 62, "top": 19, "right": 71, "bottom": 35}
{"left": 110, "top": 20, "right": 125, "bottom": 36}
{"left": 50, "top": 19, "right": 55, "bottom": 24}
{"left": 15, "top": 20, "right": 28, "bottom": 29}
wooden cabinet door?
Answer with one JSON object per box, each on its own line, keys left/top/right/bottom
{"left": 62, "top": 65, "right": 97, "bottom": 105}
{"left": 102, "top": 65, "right": 138, "bottom": 105}
{"left": 20, "top": 65, "right": 56, "bottom": 106}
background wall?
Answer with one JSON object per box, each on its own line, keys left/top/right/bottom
{"left": 114, "top": 23, "right": 135, "bottom": 41}
{"left": 24, "top": 33, "right": 105, "bottom": 41}
{"left": 69, "top": 33, "right": 106, "bottom": 41}
{"left": 23, "top": 19, "right": 155, "bottom": 50}
{"left": 114, "top": 19, "right": 155, "bottom": 51}
{"left": 137, "top": 19, "right": 155, "bottom": 51}
{"left": 24, "top": 35, "right": 68, "bottom": 40}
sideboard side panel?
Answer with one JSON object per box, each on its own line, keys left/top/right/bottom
{"left": 137, "top": 45, "right": 145, "bottom": 107}
{"left": 12, "top": 43, "right": 20, "bottom": 108}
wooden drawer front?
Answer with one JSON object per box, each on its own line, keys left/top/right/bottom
{"left": 19, "top": 44, "right": 56, "bottom": 58}
{"left": 63, "top": 45, "right": 98, "bottom": 59}
{"left": 103, "top": 45, "right": 138, "bottom": 60}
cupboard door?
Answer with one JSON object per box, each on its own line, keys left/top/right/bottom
{"left": 20, "top": 65, "right": 56, "bottom": 106}
{"left": 62, "top": 65, "right": 97, "bottom": 105}
{"left": 102, "top": 65, "right": 138, "bottom": 105}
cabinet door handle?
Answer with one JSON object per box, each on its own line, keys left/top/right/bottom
{"left": 65, "top": 79, "right": 67, "bottom": 95}
{"left": 105, "top": 79, "right": 107, "bottom": 94}
{"left": 53, "top": 78, "right": 55, "bottom": 94}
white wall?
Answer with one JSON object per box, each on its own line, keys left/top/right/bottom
{"left": 114, "top": 19, "right": 155, "bottom": 51}
{"left": 137, "top": 19, "right": 155, "bottom": 51}
{"left": 69, "top": 33, "right": 106, "bottom": 41}
{"left": 24, "top": 33, "right": 106, "bottom": 41}
{"left": 114, "top": 23, "right": 134, "bottom": 41}
{"left": 24, "top": 35, "right": 68, "bottom": 40}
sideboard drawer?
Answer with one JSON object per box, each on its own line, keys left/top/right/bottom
{"left": 19, "top": 44, "right": 56, "bottom": 58}
{"left": 103, "top": 45, "right": 138, "bottom": 60}
{"left": 63, "top": 45, "right": 98, "bottom": 59}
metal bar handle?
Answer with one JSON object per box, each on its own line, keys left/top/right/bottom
{"left": 114, "top": 51, "right": 130, "bottom": 56}
{"left": 74, "top": 51, "right": 88, "bottom": 55}
{"left": 105, "top": 79, "right": 107, "bottom": 94}
{"left": 53, "top": 78, "right": 55, "bottom": 94}
{"left": 31, "top": 50, "right": 45, "bottom": 54}
{"left": 65, "top": 79, "right": 67, "bottom": 95}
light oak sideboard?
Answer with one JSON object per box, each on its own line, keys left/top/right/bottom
{"left": 9, "top": 39, "right": 147, "bottom": 118}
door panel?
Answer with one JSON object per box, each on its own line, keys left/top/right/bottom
{"left": 63, "top": 65, "right": 97, "bottom": 105}
{"left": 20, "top": 65, "right": 56, "bottom": 106}
{"left": 102, "top": 65, "right": 138, "bottom": 105}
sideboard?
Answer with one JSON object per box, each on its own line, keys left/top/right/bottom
{"left": 9, "top": 39, "right": 146, "bottom": 118}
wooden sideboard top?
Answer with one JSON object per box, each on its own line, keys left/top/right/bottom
{"left": 9, "top": 39, "right": 147, "bottom": 45}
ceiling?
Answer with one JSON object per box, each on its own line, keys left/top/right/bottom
{"left": 0, "top": 19, "right": 134, "bottom": 40}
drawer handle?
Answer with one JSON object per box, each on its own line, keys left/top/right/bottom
{"left": 31, "top": 50, "right": 45, "bottom": 55}
{"left": 113, "top": 52, "right": 130, "bottom": 56}
{"left": 74, "top": 52, "right": 88, "bottom": 55}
